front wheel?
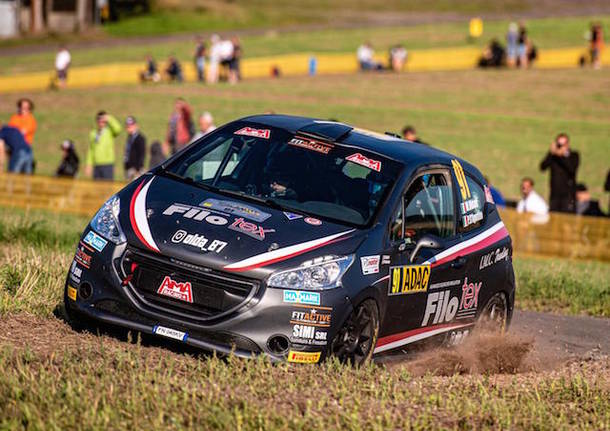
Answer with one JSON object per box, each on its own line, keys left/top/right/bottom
{"left": 477, "top": 292, "right": 508, "bottom": 333}
{"left": 330, "top": 299, "right": 379, "bottom": 366}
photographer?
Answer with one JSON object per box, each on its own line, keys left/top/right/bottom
{"left": 539, "top": 133, "right": 579, "bottom": 213}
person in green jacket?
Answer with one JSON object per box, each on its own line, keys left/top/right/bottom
{"left": 85, "top": 111, "right": 121, "bottom": 180}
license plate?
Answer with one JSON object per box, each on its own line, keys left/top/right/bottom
{"left": 153, "top": 325, "right": 188, "bottom": 342}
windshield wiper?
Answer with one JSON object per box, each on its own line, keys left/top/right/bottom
{"left": 159, "top": 170, "right": 223, "bottom": 194}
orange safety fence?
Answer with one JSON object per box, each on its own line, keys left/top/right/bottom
{"left": 1, "top": 173, "right": 608, "bottom": 262}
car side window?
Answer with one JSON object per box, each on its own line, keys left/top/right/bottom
{"left": 389, "top": 201, "right": 403, "bottom": 242}
{"left": 392, "top": 171, "right": 455, "bottom": 245}
{"left": 458, "top": 175, "right": 485, "bottom": 232}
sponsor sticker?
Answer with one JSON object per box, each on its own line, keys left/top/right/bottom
{"left": 201, "top": 198, "right": 271, "bottom": 223}
{"left": 451, "top": 159, "right": 471, "bottom": 200}
{"left": 421, "top": 277, "right": 482, "bottom": 326}
{"left": 288, "top": 137, "right": 334, "bottom": 154}
{"left": 304, "top": 217, "right": 322, "bottom": 226}
{"left": 171, "top": 229, "right": 228, "bottom": 253}
{"left": 360, "top": 255, "right": 380, "bottom": 275}
{"left": 283, "top": 290, "right": 320, "bottom": 306}
{"left": 290, "top": 307, "right": 332, "bottom": 327}
{"left": 83, "top": 230, "right": 108, "bottom": 252}
{"left": 234, "top": 127, "right": 270, "bottom": 139}
{"left": 153, "top": 325, "right": 188, "bottom": 342}
{"left": 163, "top": 203, "right": 229, "bottom": 225}
{"left": 462, "top": 211, "right": 483, "bottom": 227}
{"left": 67, "top": 285, "right": 77, "bottom": 301}
{"left": 479, "top": 247, "right": 509, "bottom": 270}
{"left": 157, "top": 276, "right": 193, "bottom": 303}
{"left": 69, "top": 260, "right": 83, "bottom": 284}
{"left": 229, "top": 217, "right": 275, "bottom": 241}
{"left": 346, "top": 153, "right": 382, "bottom": 172}
{"left": 484, "top": 185, "right": 495, "bottom": 204}
{"left": 74, "top": 246, "right": 92, "bottom": 269}
{"left": 287, "top": 350, "right": 321, "bottom": 364}
{"left": 291, "top": 324, "right": 328, "bottom": 346}
{"left": 459, "top": 197, "right": 480, "bottom": 214}
{"left": 283, "top": 211, "right": 302, "bottom": 221}
{"left": 389, "top": 265, "right": 431, "bottom": 296}
{"left": 381, "top": 255, "right": 391, "bottom": 265}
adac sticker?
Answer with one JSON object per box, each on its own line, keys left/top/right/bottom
{"left": 283, "top": 290, "right": 320, "bottom": 305}
{"left": 234, "top": 127, "right": 270, "bottom": 139}
{"left": 389, "top": 265, "right": 431, "bottom": 296}
{"left": 83, "top": 230, "right": 108, "bottom": 252}
{"left": 287, "top": 350, "right": 321, "bottom": 364}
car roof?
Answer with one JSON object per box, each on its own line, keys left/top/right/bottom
{"left": 239, "top": 114, "right": 478, "bottom": 177}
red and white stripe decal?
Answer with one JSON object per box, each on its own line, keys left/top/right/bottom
{"left": 424, "top": 221, "right": 509, "bottom": 268}
{"left": 223, "top": 229, "right": 355, "bottom": 272}
{"left": 129, "top": 178, "right": 160, "bottom": 253}
{"left": 374, "top": 322, "right": 473, "bottom": 354}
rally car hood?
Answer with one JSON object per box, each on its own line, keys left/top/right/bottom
{"left": 117, "top": 175, "right": 364, "bottom": 279}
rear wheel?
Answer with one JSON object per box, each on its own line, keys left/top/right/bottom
{"left": 330, "top": 299, "right": 379, "bottom": 366}
{"left": 477, "top": 292, "right": 508, "bottom": 333}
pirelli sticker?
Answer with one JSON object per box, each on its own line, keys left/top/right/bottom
{"left": 451, "top": 159, "right": 471, "bottom": 200}
{"left": 389, "top": 265, "right": 431, "bottom": 296}
{"left": 287, "top": 350, "right": 321, "bottom": 364}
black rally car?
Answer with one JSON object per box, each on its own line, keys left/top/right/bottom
{"left": 65, "top": 115, "right": 515, "bottom": 365}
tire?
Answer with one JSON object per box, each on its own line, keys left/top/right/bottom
{"left": 477, "top": 292, "right": 508, "bottom": 333}
{"left": 330, "top": 299, "right": 379, "bottom": 366}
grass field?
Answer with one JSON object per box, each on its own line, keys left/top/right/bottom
{"left": 0, "top": 207, "right": 608, "bottom": 429}
{"left": 1, "top": 68, "right": 608, "bottom": 204}
{"left": 1, "top": 14, "right": 609, "bottom": 77}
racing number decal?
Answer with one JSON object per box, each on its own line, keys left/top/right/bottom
{"left": 452, "top": 159, "right": 471, "bottom": 200}
{"left": 388, "top": 265, "right": 431, "bottom": 296}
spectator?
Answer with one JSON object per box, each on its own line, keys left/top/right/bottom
{"left": 517, "top": 177, "right": 548, "bottom": 215}
{"left": 517, "top": 23, "right": 528, "bottom": 68}
{"left": 539, "top": 133, "right": 579, "bottom": 213}
{"left": 9, "top": 98, "right": 37, "bottom": 146}
{"left": 484, "top": 177, "right": 506, "bottom": 207}
{"left": 0, "top": 121, "right": 33, "bottom": 174}
{"left": 590, "top": 22, "right": 604, "bottom": 69}
{"left": 506, "top": 22, "right": 518, "bottom": 67}
{"left": 604, "top": 169, "right": 610, "bottom": 215}
{"left": 401, "top": 125, "right": 429, "bottom": 145}
{"left": 389, "top": 45, "right": 407, "bottom": 71}
{"left": 165, "top": 98, "right": 194, "bottom": 154}
{"left": 85, "top": 111, "right": 121, "bottom": 181}
{"left": 357, "top": 42, "right": 382, "bottom": 71}
{"left": 478, "top": 39, "right": 505, "bottom": 68}
{"left": 55, "top": 45, "right": 71, "bottom": 88}
{"left": 165, "top": 55, "right": 183, "bottom": 82}
{"left": 56, "top": 139, "right": 79, "bottom": 178}
{"left": 149, "top": 140, "right": 165, "bottom": 169}
{"left": 575, "top": 183, "right": 605, "bottom": 217}
{"left": 140, "top": 54, "right": 160, "bottom": 83}
{"left": 228, "top": 36, "right": 242, "bottom": 84}
{"left": 194, "top": 37, "right": 206, "bottom": 82}
{"left": 193, "top": 112, "right": 217, "bottom": 141}
{"left": 208, "top": 34, "right": 222, "bottom": 84}
{"left": 124, "top": 116, "right": 147, "bottom": 181}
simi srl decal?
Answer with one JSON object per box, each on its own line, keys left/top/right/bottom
{"left": 129, "top": 178, "right": 160, "bottom": 252}
{"left": 388, "top": 264, "right": 431, "bottom": 295}
{"left": 223, "top": 229, "right": 355, "bottom": 272}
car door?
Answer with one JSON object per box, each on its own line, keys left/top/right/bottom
{"left": 378, "top": 167, "right": 464, "bottom": 349}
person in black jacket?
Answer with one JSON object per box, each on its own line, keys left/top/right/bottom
{"left": 540, "top": 133, "right": 579, "bottom": 213}
{"left": 56, "top": 139, "right": 79, "bottom": 178}
{"left": 124, "top": 116, "right": 147, "bottom": 180}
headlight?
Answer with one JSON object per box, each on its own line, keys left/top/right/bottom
{"left": 267, "top": 255, "right": 354, "bottom": 291}
{"left": 90, "top": 195, "right": 126, "bottom": 244}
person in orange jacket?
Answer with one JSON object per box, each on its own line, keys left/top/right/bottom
{"left": 9, "top": 98, "right": 37, "bottom": 146}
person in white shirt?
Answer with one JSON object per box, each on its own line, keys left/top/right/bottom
{"left": 357, "top": 42, "right": 381, "bottom": 71}
{"left": 517, "top": 177, "right": 549, "bottom": 215}
{"left": 55, "top": 46, "right": 71, "bottom": 88}
{"left": 192, "top": 112, "right": 217, "bottom": 141}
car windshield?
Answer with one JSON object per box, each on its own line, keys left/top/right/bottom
{"left": 163, "top": 124, "right": 403, "bottom": 226}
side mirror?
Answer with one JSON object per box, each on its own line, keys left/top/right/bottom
{"left": 409, "top": 234, "right": 444, "bottom": 263}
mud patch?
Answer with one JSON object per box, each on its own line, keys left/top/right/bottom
{"left": 400, "top": 333, "right": 535, "bottom": 376}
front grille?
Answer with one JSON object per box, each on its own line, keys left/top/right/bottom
{"left": 119, "top": 247, "right": 259, "bottom": 323}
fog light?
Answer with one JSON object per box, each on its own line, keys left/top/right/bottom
{"left": 79, "top": 282, "right": 93, "bottom": 300}
{"left": 267, "top": 335, "right": 290, "bottom": 355}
